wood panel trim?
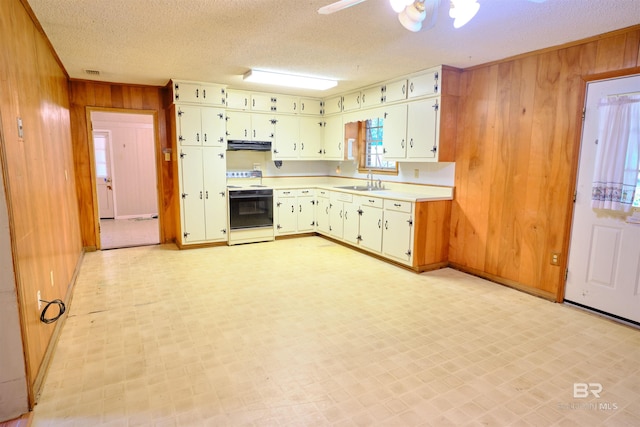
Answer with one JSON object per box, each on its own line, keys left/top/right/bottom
{"left": 465, "top": 24, "right": 640, "bottom": 72}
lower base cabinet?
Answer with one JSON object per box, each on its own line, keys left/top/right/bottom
{"left": 275, "top": 189, "right": 316, "bottom": 235}
{"left": 278, "top": 188, "right": 450, "bottom": 271}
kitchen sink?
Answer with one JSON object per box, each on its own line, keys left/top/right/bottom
{"left": 334, "top": 185, "right": 382, "bottom": 191}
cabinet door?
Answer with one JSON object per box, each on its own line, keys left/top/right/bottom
{"left": 273, "top": 115, "right": 299, "bottom": 159}
{"left": 408, "top": 70, "right": 439, "bottom": 99}
{"left": 226, "top": 90, "right": 250, "bottom": 110}
{"left": 342, "top": 201, "right": 359, "bottom": 245}
{"left": 329, "top": 201, "right": 344, "bottom": 239}
{"left": 177, "top": 105, "right": 202, "bottom": 146}
{"left": 274, "top": 95, "right": 299, "bottom": 114}
{"left": 201, "top": 107, "right": 226, "bottom": 147}
{"left": 361, "top": 86, "right": 383, "bottom": 108}
{"left": 300, "top": 98, "right": 323, "bottom": 115}
{"left": 359, "top": 205, "right": 383, "bottom": 253}
{"left": 381, "top": 103, "right": 407, "bottom": 159}
{"left": 316, "top": 196, "right": 331, "bottom": 235}
{"left": 342, "top": 91, "right": 361, "bottom": 112}
{"left": 383, "top": 209, "right": 413, "bottom": 265}
{"left": 299, "top": 116, "right": 323, "bottom": 159}
{"left": 251, "top": 93, "right": 275, "bottom": 112}
{"left": 383, "top": 79, "right": 408, "bottom": 103}
{"left": 324, "top": 96, "right": 343, "bottom": 115}
{"left": 174, "top": 82, "right": 200, "bottom": 104}
{"left": 225, "top": 111, "right": 251, "bottom": 140}
{"left": 200, "top": 84, "right": 226, "bottom": 106}
{"left": 297, "top": 190, "right": 316, "bottom": 232}
{"left": 275, "top": 191, "right": 297, "bottom": 235}
{"left": 251, "top": 113, "right": 275, "bottom": 142}
{"left": 406, "top": 99, "right": 439, "bottom": 160}
{"left": 322, "top": 115, "right": 344, "bottom": 160}
{"left": 203, "top": 147, "right": 227, "bottom": 241}
{"left": 179, "top": 146, "right": 206, "bottom": 242}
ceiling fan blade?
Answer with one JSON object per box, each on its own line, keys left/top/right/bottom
{"left": 318, "top": 0, "right": 368, "bottom": 15}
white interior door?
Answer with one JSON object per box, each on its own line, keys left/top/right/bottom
{"left": 565, "top": 74, "right": 640, "bottom": 324}
{"left": 93, "top": 131, "right": 115, "bottom": 219}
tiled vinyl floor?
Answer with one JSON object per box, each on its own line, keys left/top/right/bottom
{"left": 99, "top": 218, "right": 159, "bottom": 250}
{"left": 32, "top": 237, "right": 640, "bottom": 426}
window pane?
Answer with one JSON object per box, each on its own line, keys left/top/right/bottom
{"left": 365, "top": 119, "right": 395, "bottom": 170}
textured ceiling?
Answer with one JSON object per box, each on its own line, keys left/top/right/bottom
{"left": 27, "top": 0, "right": 640, "bottom": 97}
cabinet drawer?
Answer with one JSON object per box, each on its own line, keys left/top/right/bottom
{"left": 296, "top": 189, "right": 314, "bottom": 197}
{"left": 317, "top": 189, "right": 330, "bottom": 198}
{"left": 276, "top": 189, "right": 296, "bottom": 198}
{"left": 384, "top": 199, "right": 411, "bottom": 213}
{"left": 359, "top": 196, "right": 383, "bottom": 208}
{"left": 331, "top": 192, "right": 353, "bottom": 203}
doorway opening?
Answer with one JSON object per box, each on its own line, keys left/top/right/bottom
{"left": 90, "top": 110, "right": 160, "bottom": 249}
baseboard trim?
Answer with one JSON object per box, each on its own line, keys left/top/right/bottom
{"left": 31, "top": 249, "right": 85, "bottom": 405}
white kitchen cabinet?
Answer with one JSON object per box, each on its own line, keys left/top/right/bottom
{"left": 383, "top": 79, "right": 408, "bottom": 103}
{"left": 226, "top": 111, "right": 275, "bottom": 143}
{"left": 358, "top": 196, "right": 384, "bottom": 253}
{"left": 275, "top": 189, "right": 316, "bottom": 236}
{"left": 381, "top": 98, "right": 440, "bottom": 162}
{"left": 342, "top": 91, "right": 361, "bottom": 112}
{"left": 273, "top": 115, "right": 299, "bottom": 159}
{"left": 273, "top": 95, "right": 298, "bottom": 114}
{"left": 300, "top": 98, "right": 323, "bottom": 115}
{"left": 324, "top": 95, "right": 343, "bottom": 115}
{"left": 251, "top": 93, "right": 276, "bottom": 112}
{"left": 322, "top": 114, "right": 344, "bottom": 160}
{"left": 172, "top": 81, "right": 226, "bottom": 106}
{"left": 226, "top": 89, "right": 251, "bottom": 110}
{"left": 175, "top": 105, "right": 226, "bottom": 147}
{"left": 178, "top": 146, "right": 227, "bottom": 244}
{"left": 329, "top": 192, "right": 357, "bottom": 242}
{"left": 275, "top": 189, "right": 297, "bottom": 234}
{"left": 361, "top": 86, "right": 384, "bottom": 109}
{"left": 407, "top": 69, "right": 439, "bottom": 99}
{"left": 315, "top": 190, "right": 331, "bottom": 235}
{"left": 406, "top": 99, "right": 439, "bottom": 160}
{"left": 382, "top": 199, "right": 414, "bottom": 265}
{"left": 381, "top": 103, "right": 408, "bottom": 159}
{"left": 299, "top": 116, "right": 323, "bottom": 159}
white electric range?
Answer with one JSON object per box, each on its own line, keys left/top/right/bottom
{"left": 226, "top": 170, "right": 274, "bottom": 245}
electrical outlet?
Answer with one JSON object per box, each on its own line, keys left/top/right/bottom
{"left": 551, "top": 252, "right": 560, "bottom": 266}
{"left": 414, "top": 169, "right": 419, "bottom": 178}
{"left": 37, "top": 290, "right": 42, "bottom": 310}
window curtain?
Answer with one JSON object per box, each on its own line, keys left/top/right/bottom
{"left": 591, "top": 95, "right": 640, "bottom": 212}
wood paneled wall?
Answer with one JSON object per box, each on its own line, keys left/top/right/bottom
{"left": 0, "top": 0, "right": 83, "bottom": 408}
{"left": 68, "top": 81, "right": 175, "bottom": 248}
{"left": 450, "top": 25, "right": 640, "bottom": 301}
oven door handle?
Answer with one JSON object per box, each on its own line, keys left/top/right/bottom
{"left": 229, "top": 193, "right": 273, "bottom": 200}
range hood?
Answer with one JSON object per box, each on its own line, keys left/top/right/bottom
{"left": 227, "top": 140, "right": 272, "bottom": 151}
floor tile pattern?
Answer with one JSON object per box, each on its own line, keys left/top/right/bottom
{"left": 99, "top": 218, "right": 159, "bottom": 249}
{"left": 32, "top": 237, "right": 640, "bottom": 426}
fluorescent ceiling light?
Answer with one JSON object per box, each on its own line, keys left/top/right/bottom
{"left": 243, "top": 69, "right": 337, "bottom": 91}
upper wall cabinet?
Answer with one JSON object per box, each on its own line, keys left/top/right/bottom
{"left": 342, "top": 91, "right": 361, "bottom": 112}
{"left": 324, "top": 95, "right": 343, "bottom": 115}
{"left": 382, "top": 79, "right": 408, "bottom": 103}
{"left": 300, "top": 98, "right": 324, "bottom": 115}
{"left": 171, "top": 80, "right": 226, "bottom": 106}
{"left": 407, "top": 69, "right": 439, "bottom": 99}
{"left": 361, "top": 86, "right": 383, "bottom": 108}
{"left": 226, "top": 89, "right": 251, "bottom": 110}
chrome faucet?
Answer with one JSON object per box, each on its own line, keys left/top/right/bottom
{"left": 367, "top": 169, "right": 373, "bottom": 188}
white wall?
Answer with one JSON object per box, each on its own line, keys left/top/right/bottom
{"left": 92, "top": 112, "right": 158, "bottom": 218}
{"left": 0, "top": 162, "right": 29, "bottom": 421}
